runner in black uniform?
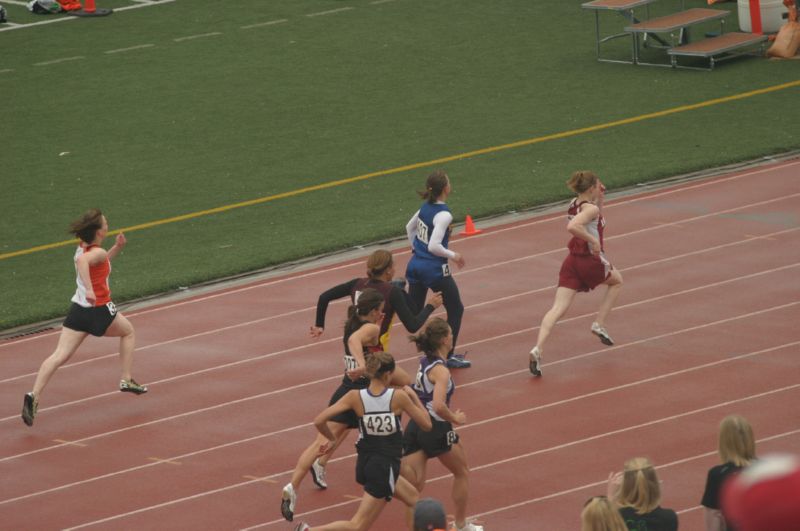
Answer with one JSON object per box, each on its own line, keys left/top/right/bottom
{"left": 311, "top": 249, "right": 442, "bottom": 351}
{"left": 308, "top": 250, "right": 441, "bottom": 488}
{"left": 293, "top": 352, "right": 432, "bottom": 531}
{"left": 282, "top": 289, "right": 413, "bottom": 521}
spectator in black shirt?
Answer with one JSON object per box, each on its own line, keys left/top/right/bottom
{"left": 609, "top": 457, "right": 678, "bottom": 531}
{"left": 701, "top": 415, "right": 756, "bottom": 531}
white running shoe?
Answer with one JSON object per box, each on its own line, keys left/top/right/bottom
{"left": 310, "top": 458, "right": 328, "bottom": 489}
{"left": 293, "top": 523, "right": 310, "bottom": 531}
{"left": 456, "top": 522, "right": 484, "bottom": 531}
{"left": 529, "top": 346, "right": 543, "bottom": 376}
{"left": 281, "top": 483, "right": 297, "bottom": 522}
{"left": 591, "top": 322, "right": 614, "bottom": 346}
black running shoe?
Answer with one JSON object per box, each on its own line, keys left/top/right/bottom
{"left": 21, "top": 392, "right": 37, "bottom": 427}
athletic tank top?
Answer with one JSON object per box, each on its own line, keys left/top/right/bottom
{"left": 352, "top": 278, "right": 395, "bottom": 340}
{"left": 342, "top": 320, "right": 383, "bottom": 389}
{"left": 413, "top": 357, "right": 454, "bottom": 422}
{"left": 356, "top": 387, "right": 402, "bottom": 457}
{"left": 71, "top": 243, "right": 111, "bottom": 307}
{"left": 412, "top": 202, "right": 451, "bottom": 263}
{"left": 566, "top": 199, "right": 605, "bottom": 255}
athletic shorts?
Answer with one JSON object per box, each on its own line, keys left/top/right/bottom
{"left": 406, "top": 255, "right": 450, "bottom": 289}
{"left": 327, "top": 381, "right": 367, "bottom": 428}
{"left": 403, "top": 416, "right": 459, "bottom": 458}
{"left": 356, "top": 452, "right": 401, "bottom": 501}
{"left": 62, "top": 302, "right": 118, "bottom": 337}
{"left": 558, "top": 252, "right": 612, "bottom": 292}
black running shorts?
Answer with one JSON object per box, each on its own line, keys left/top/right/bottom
{"left": 356, "top": 452, "right": 400, "bottom": 501}
{"left": 63, "top": 302, "right": 117, "bottom": 337}
{"left": 403, "top": 417, "right": 459, "bottom": 458}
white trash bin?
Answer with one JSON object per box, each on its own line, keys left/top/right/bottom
{"left": 738, "top": 0, "right": 791, "bottom": 33}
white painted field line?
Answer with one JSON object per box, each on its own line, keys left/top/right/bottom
{"left": 33, "top": 56, "right": 84, "bottom": 66}
{"left": 3, "top": 157, "right": 797, "bottom": 348}
{"left": 371, "top": 0, "right": 395, "bottom": 4}
{"left": 0, "top": 0, "right": 175, "bottom": 32}
{"left": 104, "top": 43, "right": 155, "bottom": 54}
{"left": 240, "top": 19, "right": 288, "bottom": 30}
{"left": 2, "top": 0, "right": 28, "bottom": 5}
{"left": 0, "top": 68, "right": 14, "bottom": 73}
{"left": 5, "top": 337, "right": 796, "bottom": 508}
{"left": 306, "top": 6, "right": 354, "bottom": 17}
{"left": 173, "top": 31, "right": 221, "bottom": 42}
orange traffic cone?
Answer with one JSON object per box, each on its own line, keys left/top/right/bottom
{"left": 67, "top": 0, "right": 112, "bottom": 16}
{"left": 459, "top": 215, "right": 482, "bottom": 236}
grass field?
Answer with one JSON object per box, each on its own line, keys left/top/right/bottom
{"left": 1, "top": 0, "right": 798, "bottom": 330}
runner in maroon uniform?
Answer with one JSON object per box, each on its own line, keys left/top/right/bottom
{"left": 528, "top": 171, "right": 623, "bottom": 376}
{"left": 311, "top": 249, "right": 442, "bottom": 351}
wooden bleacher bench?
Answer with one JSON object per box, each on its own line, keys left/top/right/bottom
{"left": 667, "top": 32, "right": 768, "bottom": 69}
{"left": 584, "top": 1, "right": 767, "bottom": 69}
{"left": 581, "top": 0, "right": 662, "bottom": 64}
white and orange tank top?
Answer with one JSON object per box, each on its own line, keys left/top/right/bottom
{"left": 71, "top": 243, "right": 111, "bottom": 307}
{"left": 566, "top": 199, "right": 605, "bottom": 256}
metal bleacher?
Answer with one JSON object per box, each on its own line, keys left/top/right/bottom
{"left": 582, "top": 0, "right": 768, "bottom": 69}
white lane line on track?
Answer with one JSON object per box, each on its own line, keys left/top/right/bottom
{"left": 65, "top": 385, "right": 800, "bottom": 531}
{"left": 1, "top": 258, "right": 797, "bottom": 428}
{"left": 1, "top": 256, "right": 797, "bottom": 426}
{"left": 2, "top": 330, "right": 797, "bottom": 505}
{"left": 4, "top": 159, "right": 797, "bottom": 348}
{"left": 2, "top": 216, "right": 796, "bottom": 388}
{"left": 104, "top": 44, "right": 155, "bottom": 54}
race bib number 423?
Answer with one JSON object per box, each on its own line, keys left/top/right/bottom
{"left": 363, "top": 413, "right": 398, "bottom": 436}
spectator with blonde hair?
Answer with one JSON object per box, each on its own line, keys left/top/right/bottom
{"left": 701, "top": 414, "right": 756, "bottom": 531}
{"left": 608, "top": 457, "right": 678, "bottom": 531}
{"left": 581, "top": 496, "right": 627, "bottom": 531}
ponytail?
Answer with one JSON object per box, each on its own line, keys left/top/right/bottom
{"left": 408, "top": 317, "right": 450, "bottom": 360}
{"left": 417, "top": 170, "right": 449, "bottom": 204}
{"left": 344, "top": 288, "right": 384, "bottom": 337}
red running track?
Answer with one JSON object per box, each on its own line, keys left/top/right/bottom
{"left": 1, "top": 158, "right": 799, "bottom": 531}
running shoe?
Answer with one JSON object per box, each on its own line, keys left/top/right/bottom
{"left": 310, "top": 458, "right": 328, "bottom": 489}
{"left": 293, "top": 524, "right": 310, "bottom": 531}
{"left": 446, "top": 354, "right": 472, "bottom": 369}
{"left": 454, "top": 522, "right": 484, "bottom": 531}
{"left": 281, "top": 482, "right": 297, "bottom": 522}
{"left": 529, "top": 346, "right": 543, "bottom": 377}
{"left": 591, "top": 322, "right": 614, "bottom": 346}
{"left": 119, "top": 379, "right": 148, "bottom": 394}
{"left": 21, "top": 392, "right": 37, "bottom": 427}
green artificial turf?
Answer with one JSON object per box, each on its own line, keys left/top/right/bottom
{"left": 1, "top": 0, "right": 798, "bottom": 329}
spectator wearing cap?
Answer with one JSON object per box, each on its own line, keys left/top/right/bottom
{"left": 722, "top": 453, "right": 800, "bottom": 531}
{"left": 701, "top": 415, "right": 756, "bottom": 531}
{"left": 414, "top": 498, "right": 447, "bottom": 531}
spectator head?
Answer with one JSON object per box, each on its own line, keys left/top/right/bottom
{"left": 718, "top": 414, "right": 756, "bottom": 467}
{"left": 581, "top": 496, "right": 627, "bottom": 531}
{"left": 616, "top": 457, "right": 662, "bottom": 515}
{"left": 414, "top": 497, "right": 447, "bottom": 531}
{"left": 722, "top": 453, "right": 800, "bottom": 531}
